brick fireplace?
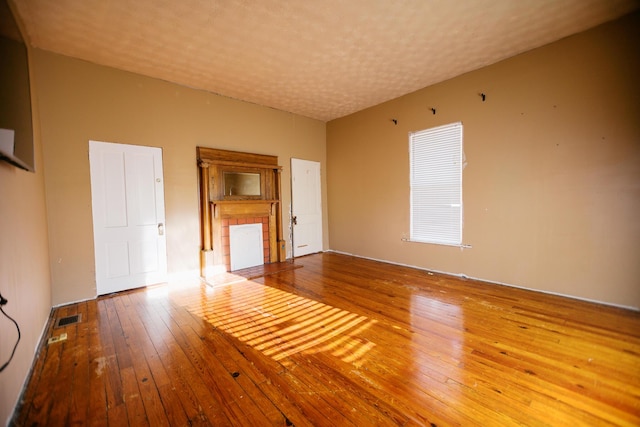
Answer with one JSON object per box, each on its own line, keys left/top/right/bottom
{"left": 222, "top": 217, "right": 270, "bottom": 271}
{"left": 197, "top": 147, "right": 285, "bottom": 277}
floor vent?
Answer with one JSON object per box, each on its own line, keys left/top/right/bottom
{"left": 54, "top": 314, "right": 82, "bottom": 328}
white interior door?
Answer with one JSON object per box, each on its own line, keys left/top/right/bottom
{"left": 291, "top": 158, "right": 322, "bottom": 257}
{"left": 89, "top": 141, "right": 167, "bottom": 295}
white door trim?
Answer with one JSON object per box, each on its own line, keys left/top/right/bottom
{"left": 291, "top": 158, "right": 323, "bottom": 257}
{"left": 89, "top": 140, "right": 168, "bottom": 295}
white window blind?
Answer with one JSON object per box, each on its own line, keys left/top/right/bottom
{"left": 410, "top": 122, "right": 463, "bottom": 246}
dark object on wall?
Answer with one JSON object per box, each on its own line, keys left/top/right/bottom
{"left": 0, "top": 294, "right": 21, "bottom": 372}
{"left": 0, "top": 0, "right": 34, "bottom": 171}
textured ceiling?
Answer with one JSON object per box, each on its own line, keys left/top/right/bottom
{"left": 9, "top": 0, "right": 639, "bottom": 121}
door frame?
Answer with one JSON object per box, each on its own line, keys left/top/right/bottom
{"left": 290, "top": 158, "right": 323, "bottom": 257}
{"left": 89, "top": 140, "right": 168, "bottom": 295}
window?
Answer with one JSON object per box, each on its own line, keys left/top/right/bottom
{"left": 409, "top": 122, "right": 463, "bottom": 246}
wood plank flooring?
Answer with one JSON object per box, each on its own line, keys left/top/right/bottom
{"left": 12, "top": 252, "right": 640, "bottom": 426}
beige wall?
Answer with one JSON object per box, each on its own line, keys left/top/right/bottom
{"left": 5, "top": 9, "right": 637, "bottom": 424}
{"left": 0, "top": 77, "right": 51, "bottom": 422}
{"left": 327, "top": 13, "right": 640, "bottom": 308}
{"left": 31, "top": 49, "right": 327, "bottom": 306}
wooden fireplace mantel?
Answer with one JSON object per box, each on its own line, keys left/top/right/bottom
{"left": 197, "top": 147, "right": 285, "bottom": 277}
{"left": 211, "top": 199, "right": 279, "bottom": 218}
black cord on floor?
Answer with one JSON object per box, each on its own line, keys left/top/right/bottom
{"left": 0, "top": 305, "right": 21, "bottom": 372}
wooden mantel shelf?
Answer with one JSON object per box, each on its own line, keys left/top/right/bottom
{"left": 211, "top": 199, "right": 278, "bottom": 220}
{"left": 212, "top": 200, "right": 279, "bottom": 205}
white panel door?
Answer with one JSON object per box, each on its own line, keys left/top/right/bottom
{"left": 89, "top": 141, "right": 167, "bottom": 295}
{"left": 291, "top": 158, "right": 322, "bottom": 257}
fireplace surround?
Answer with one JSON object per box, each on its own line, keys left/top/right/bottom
{"left": 197, "top": 147, "right": 285, "bottom": 277}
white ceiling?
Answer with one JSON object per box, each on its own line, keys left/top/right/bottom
{"left": 9, "top": 0, "right": 639, "bottom": 122}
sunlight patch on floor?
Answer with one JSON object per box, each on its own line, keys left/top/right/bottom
{"left": 183, "top": 281, "right": 377, "bottom": 366}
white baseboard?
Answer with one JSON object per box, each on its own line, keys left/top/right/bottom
{"left": 52, "top": 296, "right": 95, "bottom": 309}
{"left": 326, "top": 249, "right": 639, "bottom": 312}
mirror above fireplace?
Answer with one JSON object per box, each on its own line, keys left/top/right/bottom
{"left": 223, "top": 171, "right": 261, "bottom": 197}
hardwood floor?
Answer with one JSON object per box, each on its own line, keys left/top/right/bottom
{"left": 12, "top": 253, "right": 640, "bottom": 426}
